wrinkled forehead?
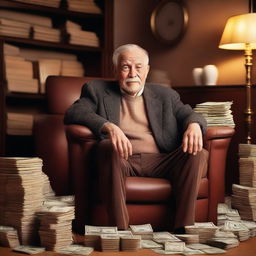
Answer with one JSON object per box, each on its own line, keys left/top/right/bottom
{"left": 118, "top": 49, "right": 148, "bottom": 65}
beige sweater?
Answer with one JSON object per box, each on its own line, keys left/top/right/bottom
{"left": 119, "top": 94, "right": 159, "bottom": 154}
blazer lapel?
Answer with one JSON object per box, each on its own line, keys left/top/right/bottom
{"left": 143, "top": 85, "right": 163, "bottom": 146}
{"left": 103, "top": 86, "right": 121, "bottom": 125}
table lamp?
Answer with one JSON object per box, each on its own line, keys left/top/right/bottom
{"left": 219, "top": 13, "right": 256, "bottom": 144}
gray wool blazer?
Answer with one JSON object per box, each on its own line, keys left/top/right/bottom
{"left": 64, "top": 80, "right": 207, "bottom": 153}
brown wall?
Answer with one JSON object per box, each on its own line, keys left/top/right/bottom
{"left": 114, "top": 0, "right": 251, "bottom": 86}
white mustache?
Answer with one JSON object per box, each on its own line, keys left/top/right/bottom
{"left": 125, "top": 77, "right": 141, "bottom": 83}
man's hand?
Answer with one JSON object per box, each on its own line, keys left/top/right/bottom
{"left": 182, "top": 123, "right": 203, "bottom": 155}
{"left": 101, "top": 122, "right": 132, "bottom": 160}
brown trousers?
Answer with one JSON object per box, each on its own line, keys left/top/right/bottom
{"left": 96, "top": 139, "right": 208, "bottom": 230}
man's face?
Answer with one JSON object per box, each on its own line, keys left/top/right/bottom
{"left": 115, "top": 49, "right": 150, "bottom": 96}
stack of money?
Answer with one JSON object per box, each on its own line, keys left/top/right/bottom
{"left": 100, "top": 234, "right": 120, "bottom": 252}
{"left": 206, "top": 229, "right": 239, "bottom": 249}
{"left": 129, "top": 224, "right": 153, "bottom": 239}
{"left": 222, "top": 220, "right": 250, "bottom": 241}
{"left": 43, "top": 195, "right": 75, "bottom": 208}
{"left": 12, "top": 245, "right": 45, "bottom": 254}
{"left": 217, "top": 203, "right": 241, "bottom": 225}
{"left": 225, "top": 196, "right": 232, "bottom": 208}
{"left": 153, "top": 241, "right": 186, "bottom": 255}
{"left": 187, "top": 243, "right": 226, "bottom": 254}
{"left": 239, "top": 158, "right": 256, "bottom": 187}
{"left": 117, "top": 230, "right": 133, "bottom": 237}
{"left": 152, "top": 247, "right": 191, "bottom": 255}
{"left": 185, "top": 222, "right": 218, "bottom": 243}
{"left": 226, "top": 208, "right": 241, "bottom": 221}
{"left": 206, "top": 237, "right": 239, "bottom": 250}
{"left": 175, "top": 234, "right": 200, "bottom": 244}
{"left": 85, "top": 225, "right": 118, "bottom": 235}
{"left": 57, "top": 244, "right": 93, "bottom": 255}
{"left": 231, "top": 184, "right": 256, "bottom": 221}
{"left": 218, "top": 214, "right": 230, "bottom": 226}
{"left": 239, "top": 144, "right": 256, "bottom": 158}
{"left": 84, "top": 234, "right": 100, "bottom": 250}
{"left": 152, "top": 232, "right": 181, "bottom": 244}
{"left": 217, "top": 203, "right": 230, "bottom": 225}
{"left": 214, "top": 229, "right": 238, "bottom": 240}
{"left": 41, "top": 172, "right": 55, "bottom": 199}
{"left": 153, "top": 242, "right": 225, "bottom": 255}
{"left": 84, "top": 225, "right": 117, "bottom": 250}
{"left": 0, "top": 226, "right": 20, "bottom": 248}
{"left": 0, "top": 157, "right": 44, "bottom": 245}
{"left": 241, "top": 220, "right": 256, "bottom": 237}
{"left": 37, "top": 205, "right": 74, "bottom": 251}
{"left": 141, "top": 239, "right": 163, "bottom": 249}
{"left": 120, "top": 235, "right": 141, "bottom": 251}
{"left": 193, "top": 101, "right": 235, "bottom": 127}
{"left": 164, "top": 241, "right": 185, "bottom": 252}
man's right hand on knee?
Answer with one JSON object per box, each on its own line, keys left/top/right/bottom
{"left": 101, "top": 122, "right": 132, "bottom": 160}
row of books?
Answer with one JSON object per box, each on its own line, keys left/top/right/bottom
{"left": 66, "top": 20, "right": 100, "bottom": 47}
{"left": 66, "top": 0, "right": 102, "bottom": 14}
{"left": 7, "top": 112, "right": 33, "bottom": 136}
{"left": 4, "top": 42, "right": 84, "bottom": 136}
{"left": 11, "top": 0, "right": 102, "bottom": 14}
{"left": 0, "top": 9, "right": 100, "bottom": 46}
{"left": 4, "top": 43, "right": 84, "bottom": 95}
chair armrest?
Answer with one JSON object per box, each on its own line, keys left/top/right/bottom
{"left": 204, "top": 126, "right": 235, "bottom": 141}
{"left": 65, "top": 124, "right": 97, "bottom": 141}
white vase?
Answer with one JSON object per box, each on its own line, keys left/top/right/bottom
{"left": 192, "top": 67, "right": 203, "bottom": 86}
{"left": 202, "top": 65, "right": 218, "bottom": 86}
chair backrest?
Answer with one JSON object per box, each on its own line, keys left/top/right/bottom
{"left": 45, "top": 76, "right": 100, "bottom": 114}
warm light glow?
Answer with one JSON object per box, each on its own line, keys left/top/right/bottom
{"left": 219, "top": 13, "right": 256, "bottom": 50}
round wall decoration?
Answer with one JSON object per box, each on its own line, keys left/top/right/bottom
{"left": 150, "top": 0, "right": 188, "bottom": 45}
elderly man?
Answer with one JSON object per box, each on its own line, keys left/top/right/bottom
{"left": 64, "top": 44, "right": 208, "bottom": 233}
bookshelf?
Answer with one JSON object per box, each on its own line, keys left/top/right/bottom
{"left": 0, "top": 0, "right": 114, "bottom": 156}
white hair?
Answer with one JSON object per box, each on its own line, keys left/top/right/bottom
{"left": 112, "top": 44, "right": 149, "bottom": 67}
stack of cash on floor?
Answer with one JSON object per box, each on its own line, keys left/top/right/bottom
{"left": 1, "top": 157, "right": 256, "bottom": 255}
{"left": 193, "top": 101, "right": 235, "bottom": 127}
{"left": 82, "top": 222, "right": 253, "bottom": 255}
{"left": 84, "top": 225, "right": 141, "bottom": 252}
{"left": 0, "top": 157, "right": 90, "bottom": 255}
{"left": 231, "top": 144, "right": 256, "bottom": 220}
{"left": 217, "top": 200, "right": 256, "bottom": 242}
{"left": 37, "top": 205, "right": 75, "bottom": 251}
{"left": 0, "top": 157, "right": 44, "bottom": 245}
{"left": 0, "top": 226, "right": 20, "bottom": 248}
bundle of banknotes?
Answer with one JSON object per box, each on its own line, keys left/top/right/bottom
{"left": 185, "top": 222, "right": 218, "bottom": 243}
{"left": 238, "top": 143, "right": 256, "bottom": 187}
{"left": 37, "top": 205, "right": 75, "bottom": 252}
{"left": 231, "top": 184, "right": 256, "bottom": 221}
{"left": 0, "top": 226, "right": 20, "bottom": 248}
{"left": 0, "top": 157, "right": 45, "bottom": 245}
{"left": 84, "top": 225, "right": 141, "bottom": 252}
{"left": 82, "top": 223, "right": 239, "bottom": 255}
{"left": 217, "top": 203, "right": 241, "bottom": 226}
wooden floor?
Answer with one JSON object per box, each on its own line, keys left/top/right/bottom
{"left": 1, "top": 237, "right": 256, "bottom": 256}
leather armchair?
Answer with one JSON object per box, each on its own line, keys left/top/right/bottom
{"left": 34, "top": 76, "right": 235, "bottom": 233}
